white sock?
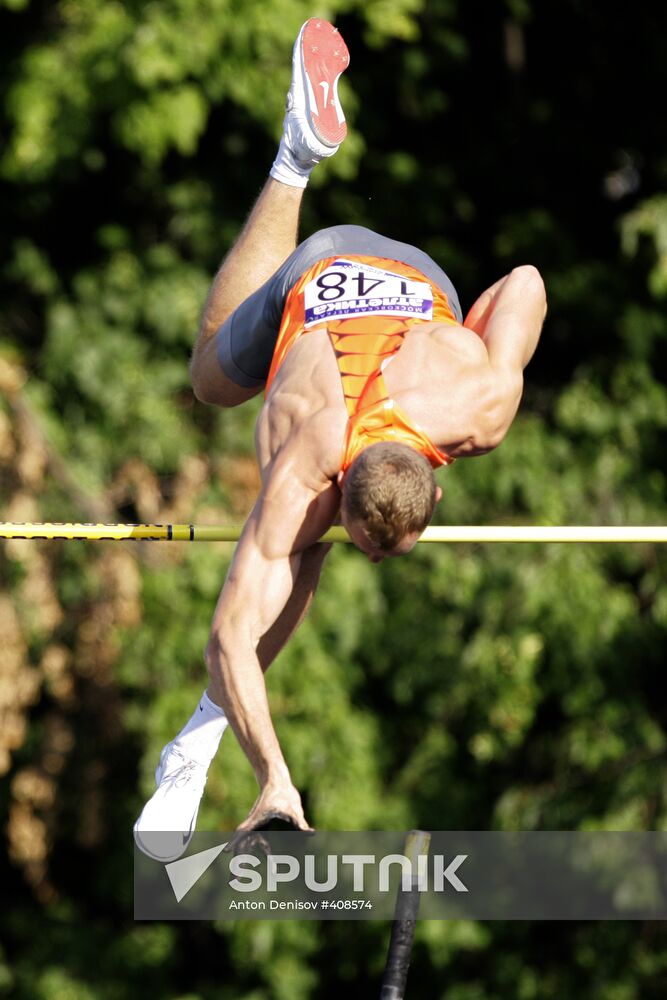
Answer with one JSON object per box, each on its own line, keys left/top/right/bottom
{"left": 171, "top": 690, "right": 228, "bottom": 766}
{"left": 269, "top": 136, "right": 315, "bottom": 189}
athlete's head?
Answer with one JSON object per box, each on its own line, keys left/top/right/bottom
{"left": 337, "top": 442, "right": 442, "bottom": 562}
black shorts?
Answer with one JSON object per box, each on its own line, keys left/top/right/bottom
{"left": 216, "top": 224, "right": 463, "bottom": 388}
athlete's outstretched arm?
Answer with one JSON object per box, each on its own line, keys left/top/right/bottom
{"left": 204, "top": 457, "right": 338, "bottom": 831}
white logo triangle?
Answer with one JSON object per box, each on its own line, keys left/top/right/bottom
{"left": 165, "top": 842, "right": 228, "bottom": 902}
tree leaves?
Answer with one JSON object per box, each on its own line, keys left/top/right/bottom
{"left": 1, "top": 0, "right": 667, "bottom": 995}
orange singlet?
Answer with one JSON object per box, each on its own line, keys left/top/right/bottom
{"left": 265, "top": 254, "right": 460, "bottom": 473}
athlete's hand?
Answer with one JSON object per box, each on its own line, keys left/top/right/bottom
{"left": 236, "top": 780, "right": 314, "bottom": 834}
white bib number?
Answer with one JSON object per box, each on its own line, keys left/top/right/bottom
{"left": 303, "top": 258, "right": 434, "bottom": 327}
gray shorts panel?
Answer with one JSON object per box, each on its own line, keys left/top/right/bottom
{"left": 216, "top": 225, "right": 462, "bottom": 388}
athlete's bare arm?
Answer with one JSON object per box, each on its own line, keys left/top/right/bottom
{"left": 204, "top": 452, "right": 339, "bottom": 831}
{"left": 464, "top": 264, "right": 547, "bottom": 443}
{"left": 465, "top": 265, "right": 547, "bottom": 367}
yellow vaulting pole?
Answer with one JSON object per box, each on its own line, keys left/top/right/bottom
{"left": 0, "top": 522, "right": 666, "bottom": 544}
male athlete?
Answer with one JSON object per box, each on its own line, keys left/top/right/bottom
{"left": 134, "top": 18, "right": 546, "bottom": 860}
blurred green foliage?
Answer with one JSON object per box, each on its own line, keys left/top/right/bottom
{"left": 1, "top": 0, "right": 666, "bottom": 997}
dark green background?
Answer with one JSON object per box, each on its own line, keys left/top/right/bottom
{"left": 1, "top": 1, "right": 666, "bottom": 996}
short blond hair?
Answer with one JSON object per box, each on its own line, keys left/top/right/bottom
{"left": 341, "top": 442, "right": 438, "bottom": 551}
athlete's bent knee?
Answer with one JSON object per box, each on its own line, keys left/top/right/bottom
{"left": 190, "top": 348, "right": 262, "bottom": 408}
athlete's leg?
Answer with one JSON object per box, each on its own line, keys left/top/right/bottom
{"left": 190, "top": 18, "right": 349, "bottom": 409}
{"left": 190, "top": 180, "right": 304, "bottom": 407}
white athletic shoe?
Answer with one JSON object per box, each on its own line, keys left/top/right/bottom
{"left": 133, "top": 742, "right": 209, "bottom": 862}
{"left": 271, "top": 18, "right": 350, "bottom": 185}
